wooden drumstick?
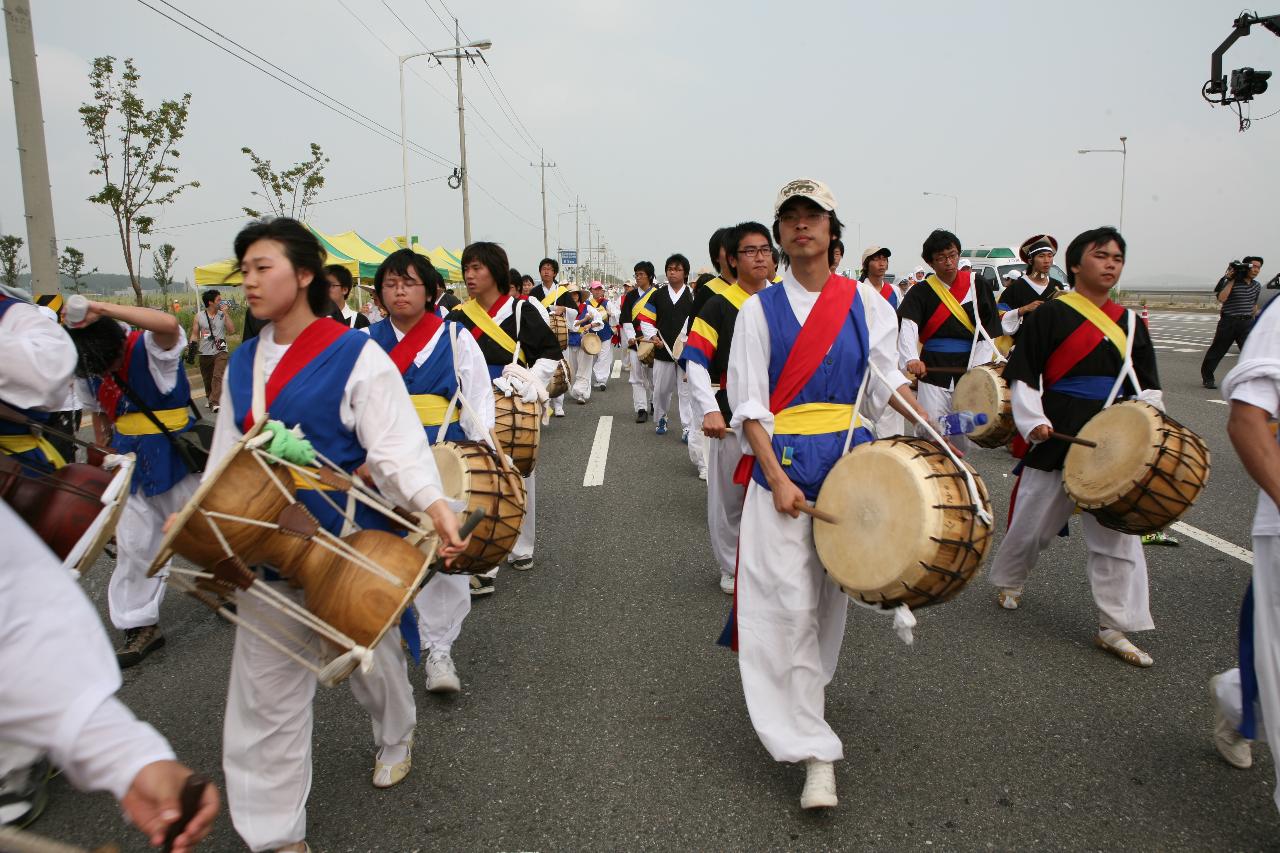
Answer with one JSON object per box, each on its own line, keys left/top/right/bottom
{"left": 1048, "top": 431, "right": 1097, "bottom": 448}
{"left": 918, "top": 365, "right": 969, "bottom": 375}
{"left": 796, "top": 503, "right": 839, "bottom": 525}
{"left": 161, "top": 773, "right": 211, "bottom": 853}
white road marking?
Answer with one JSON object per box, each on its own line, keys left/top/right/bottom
{"left": 1169, "top": 521, "right": 1253, "bottom": 565}
{"left": 1208, "top": 399, "right": 1228, "bottom": 405}
{"left": 582, "top": 416, "right": 613, "bottom": 487}
{"left": 611, "top": 358, "right": 622, "bottom": 379}
{"left": 1174, "top": 348, "right": 1198, "bottom": 353}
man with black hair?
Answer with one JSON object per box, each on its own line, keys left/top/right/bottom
{"left": 1203, "top": 256, "right": 1264, "bottom": 389}
{"left": 897, "top": 229, "right": 1002, "bottom": 452}
{"left": 830, "top": 239, "right": 845, "bottom": 274}
{"left": 623, "top": 264, "right": 659, "bottom": 422}
{"left": 640, "top": 255, "right": 697, "bottom": 453}
{"left": 861, "top": 245, "right": 904, "bottom": 437}
{"left": 530, "top": 256, "right": 575, "bottom": 415}
{"left": 694, "top": 228, "right": 734, "bottom": 315}
{"left": 988, "top": 226, "right": 1162, "bottom": 668}
{"left": 69, "top": 302, "right": 201, "bottom": 669}
{"left": 683, "top": 221, "right": 774, "bottom": 592}
{"left": 999, "top": 234, "right": 1064, "bottom": 343}
{"left": 325, "top": 264, "right": 370, "bottom": 330}
{"left": 190, "top": 288, "right": 236, "bottom": 413}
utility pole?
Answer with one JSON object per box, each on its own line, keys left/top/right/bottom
{"left": 574, "top": 198, "right": 581, "bottom": 283}
{"left": 4, "top": 0, "right": 58, "bottom": 296}
{"left": 531, "top": 148, "right": 555, "bottom": 258}
{"left": 455, "top": 18, "right": 472, "bottom": 246}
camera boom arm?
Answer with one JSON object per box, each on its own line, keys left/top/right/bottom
{"left": 1207, "top": 12, "right": 1280, "bottom": 102}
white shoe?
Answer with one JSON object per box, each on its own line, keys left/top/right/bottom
{"left": 372, "top": 735, "right": 413, "bottom": 788}
{"left": 698, "top": 468, "right": 708, "bottom": 481}
{"left": 424, "top": 650, "right": 461, "bottom": 693}
{"left": 719, "top": 574, "right": 735, "bottom": 595}
{"left": 800, "top": 759, "right": 837, "bottom": 809}
{"left": 1209, "top": 674, "right": 1252, "bottom": 768}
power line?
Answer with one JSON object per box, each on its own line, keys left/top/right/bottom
{"left": 135, "top": 0, "right": 455, "bottom": 168}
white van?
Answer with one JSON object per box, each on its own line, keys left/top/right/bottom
{"left": 962, "top": 245, "right": 1066, "bottom": 296}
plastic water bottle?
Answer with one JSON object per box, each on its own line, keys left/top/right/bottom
{"left": 916, "top": 410, "right": 988, "bottom": 438}
{"left": 64, "top": 294, "right": 89, "bottom": 326}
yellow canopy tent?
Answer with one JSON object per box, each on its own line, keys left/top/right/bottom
{"left": 376, "top": 238, "right": 462, "bottom": 283}
{"left": 193, "top": 229, "right": 361, "bottom": 286}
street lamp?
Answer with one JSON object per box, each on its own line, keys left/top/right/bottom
{"left": 399, "top": 35, "right": 492, "bottom": 249}
{"left": 922, "top": 191, "right": 959, "bottom": 233}
{"left": 1077, "top": 136, "right": 1128, "bottom": 231}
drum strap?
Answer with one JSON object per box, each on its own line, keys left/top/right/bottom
{"left": 920, "top": 271, "right": 975, "bottom": 342}
{"left": 540, "top": 285, "right": 567, "bottom": 308}
{"left": 460, "top": 297, "right": 518, "bottom": 357}
{"left": 1043, "top": 296, "right": 1126, "bottom": 388}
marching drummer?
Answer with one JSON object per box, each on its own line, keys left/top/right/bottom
{"left": 998, "top": 234, "right": 1064, "bottom": 341}
{"left": 986, "top": 226, "right": 1162, "bottom": 667}
{"left": 367, "top": 248, "right": 495, "bottom": 694}
{"left": 67, "top": 301, "right": 203, "bottom": 670}
{"left": 448, "top": 242, "right": 563, "bottom": 582}
{"left": 622, "top": 263, "right": 659, "bottom": 423}
{"left": 530, "top": 257, "right": 576, "bottom": 418}
{"left": 566, "top": 283, "right": 603, "bottom": 404}
{"left": 588, "top": 282, "right": 616, "bottom": 392}
{"left": 727, "top": 178, "right": 926, "bottom": 809}
{"left": 640, "top": 256, "right": 698, "bottom": 455}
{"left": 205, "top": 218, "right": 467, "bottom": 852}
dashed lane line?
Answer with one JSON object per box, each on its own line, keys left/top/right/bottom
{"left": 1169, "top": 521, "right": 1253, "bottom": 565}
{"left": 582, "top": 416, "right": 613, "bottom": 487}
{"left": 611, "top": 358, "right": 622, "bottom": 379}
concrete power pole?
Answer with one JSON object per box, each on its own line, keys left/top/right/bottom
{"left": 4, "top": 0, "right": 59, "bottom": 297}
{"left": 531, "top": 148, "right": 555, "bottom": 258}
{"left": 574, "top": 196, "right": 580, "bottom": 284}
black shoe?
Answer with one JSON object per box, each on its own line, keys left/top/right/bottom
{"left": 636, "top": 409, "right": 648, "bottom": 423}
{"left": 0, "top": 757, "right": 51, "bottom": 828}
{"left": 115, "top": 625, "right": 165, "bottom": 669}
{"left": 469, "top": 575, "right": 495, "bottom": 597}
{"left": 1203, "top": 380, "right": 1217, "bottom": 389}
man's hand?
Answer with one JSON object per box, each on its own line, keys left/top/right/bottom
{"left": 120, "top": 760, "right": 219, "bottom": 852}
{"left": 1028, "top": 424, "right": 1052, "bottom": 443}
{"left": 768, "top": 475, "right": 807, "bottom": 518}
{"left": 1019, "top": 300, "right": 1044, "bottom": 316}
{"left": 702, "top": 411, "right": 727, "bottom": 439}
{"left": 425, "top": 499, "right": 470, "bottom": 566}
{"left": 906, "top": 358, "right": 926, "bottom": 377}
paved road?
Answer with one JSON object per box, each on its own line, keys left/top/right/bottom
{"left": 34, "top": 311, "right": 1280, "bottom": 851}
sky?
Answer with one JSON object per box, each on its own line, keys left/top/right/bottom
{"left": 1, "top": 0, "right": 1278, "bottom": 289}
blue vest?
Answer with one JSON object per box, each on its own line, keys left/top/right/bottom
{"left": 228, "top": 329, "right": 391, "bottom": 535}
{"left": 368, "top": 318, "right": 466, "bottom": 444}
{"left": 87, "top": 332, "right": 194, "bottom": 496}
{"left": 591, "top": 300, "right": 612, "bottom": 342}
{"left": 751, "top": 284, "right": 873, "bottom": 501}
{"left": 568, "top": 302, "right": 588, "bottom": 348}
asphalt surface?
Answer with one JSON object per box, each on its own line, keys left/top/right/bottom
{"left": 32, "top": 311, "right": 1280, "bottom": 852}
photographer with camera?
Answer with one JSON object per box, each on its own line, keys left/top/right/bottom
{"left": 189, "top": 289, "right": 235, "bottom": 413}
{"left": 1203, "top": 256, "right": 1264, "bottom": 389}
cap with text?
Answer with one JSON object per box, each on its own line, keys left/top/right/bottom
{"left": 774, "top": 178, "right": 838, "bottom": 216}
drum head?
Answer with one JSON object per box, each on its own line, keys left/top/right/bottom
{"left": 814, "top": 442, "right": 946, "bottom": 593}
{"left": 431, "top": 443, "right": 469, "bottom": 501}
{"left": 1063, "top": 401, "right": 1161, "bottom": 507}
{"left": 582, "top": 334, "right": 602, "bottom": 355}
{"left": 952, "top": 366, "right": 1004, "bottom": 441}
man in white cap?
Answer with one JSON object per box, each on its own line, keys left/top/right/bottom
{"left": 588, "top": 282, "right": 617, "bottom": 391}
{"left": 728, "top": 177, "right": 928, "bottom": 810}
{"left": 860, "top": 245, "right": 897, "bottom": 309}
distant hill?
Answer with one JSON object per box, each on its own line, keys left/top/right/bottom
{"left": 15, "top": 272, "right": 183, "bottom": 295}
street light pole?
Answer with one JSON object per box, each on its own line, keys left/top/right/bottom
{"left": 1077, "top": 136, "right": 1128, "bottom": 231}
{"left": 922, "top": 191, "right": 959, "bottom": 233}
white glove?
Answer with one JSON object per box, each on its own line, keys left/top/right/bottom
{"left": 502, "top": 363, "right": 550, "bottom": 406}
{"left": 1136, "top": 388, "right": 1165, "bottom": 412}
{"left": 493, "top": 376, "right": 516, "bottom": 398}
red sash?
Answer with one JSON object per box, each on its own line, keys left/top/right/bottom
{"left": 469, "top": 294, "right": 511, "bottom": 343}
{"left": 1043, "top": 300, "right": 1126, "bottom": 388}
{"left": 388, "top": 313, "right": 443, "bottom": 375}
{"left": 243, "top": 318, "right": 349, "bottom": 432}
{"left": 879, "top": 283, "right": 895, "bottom": 303}
{"left": 919, "top": 269, "right": 972, "bottom": 343}
{"left": 96, "top": 330, "right": 144, "bottom": 422}
{"left": 733, "top": 276, "right": 858, "bottom": 484}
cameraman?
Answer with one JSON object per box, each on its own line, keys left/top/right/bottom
{"left": 190, "top": 289, "right": 235, "bottom": 413}
{"left": 1203, "top": 256, "right": 1264, "bottom": 389}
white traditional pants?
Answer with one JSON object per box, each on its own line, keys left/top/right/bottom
{"left": 510, "top": 472, "right": 535, "bottom": 563}
{"left": 592, "top": 341, "right": 614, "bottom": 387}
{"left": 569, "top": 345, "right": 594, "bottom": 402}
{"left": 915, "top": 381, "right": 969, "bottom": 453}
{"left": 223, "top": 582, "right": 415, "bottom": 851}
{"left": 652, "top": 360, "right": 692, "bottom": 428}
{"left": 987, "top": 466, "right": 1153, "bottom": 632}
{"left": 414, "top": 571, "right": 470, "bottom": 654}
{"left": 737, "top": 481, "right": 848, "bottom": 763}
{"left": 706, "top": 435, "right": 744, "bottom": 580}
{"left": 1214, "top": 536, "right": 1280, "bottom": 812}
{"left": 108, "top": 474, "right": 199, "bottom": 630}
{"left": 629, "top": 349, "right": 653, "bottom": 413}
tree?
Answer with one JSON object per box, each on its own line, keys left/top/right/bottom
{"left": 79, "top": 56, "right": 198, "bottom": 306}
{"left": 241, "top": 143, "right": 329, "bottom": 221}
{"left": 151, "top": 243, "right": 178, "bottom": 298}
{"left": 58, "top": 246, "right": 98, "bottom": 293}
{"left": 0, "top": 235, "right": 27, "bottom": 289}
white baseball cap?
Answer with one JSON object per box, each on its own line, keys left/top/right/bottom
{"left": 774, "top": 178, "right": 838, "bottom": 216}
{"left": 1003, "top": 268, "right": 1022, "bottom": 280}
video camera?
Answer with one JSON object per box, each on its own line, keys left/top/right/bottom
{"left": 1229, "top": 259, "right": 1252, "bottom": 281}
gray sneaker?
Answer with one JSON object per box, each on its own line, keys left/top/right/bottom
{"left": 1209, "top": 674, "right": 1253, "bottom": 768}
{"left": 116, "top": 624, "right": 165, "bottom": 669}
{"left": 424, "top": 650, "right": 461, "bottom": 693}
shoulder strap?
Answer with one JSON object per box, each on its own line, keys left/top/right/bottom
{"left": 921, "top": 273, "right": 975, "bottom": 339}
{"left": 460, "top": 298, "right": 518, "bottom": 355}
{"left": 770, "top": 275, "right": 858, "bottom": 413}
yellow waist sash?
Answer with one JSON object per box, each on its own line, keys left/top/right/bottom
{"left": 0, "top": 433, "right": 67, "bottom": 468}
{"left": 774, "top": 402, "right": 861, "bottom": 435}
{"left": 411, "top": 394, "right": 461, "bottom": 427}
{"left": 115, "top": 407, "right": 189, "bottom": 436}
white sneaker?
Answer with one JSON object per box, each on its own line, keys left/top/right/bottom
{"left": 719, "top": 574, "right": 735, "bottom": 595}
{"left": 1209, "top": 674, "right": 1252, "bottom": 768}
{"left": 698, "top": 468, "right": 708, "bottom": 481}
{"left": 424, "top": 650, "right": 461, "bottom": 693}
{"left": 800, "top": 759, "right": 837, "bottom": 809}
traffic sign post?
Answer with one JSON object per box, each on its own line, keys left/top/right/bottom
{"left": 559, "top": 250, "right": 577, "bottom": 266}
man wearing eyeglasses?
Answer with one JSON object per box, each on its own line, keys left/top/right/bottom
{"left": 897, "top": 229, "right": 1002, "bottom": 451}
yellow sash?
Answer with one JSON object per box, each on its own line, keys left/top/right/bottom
{"left": 0, "top": 433, "right": 67, "bottom": 468}
{"left": 721, "top": 284, "right": 750, "bottom": 311}
{"left": 706, "top": 277, "right": 730, "bottom": 296}
{"left": 115, "top": 407, "right": 189, "bottom": 436}
{"left": 540, "top": 285, "right": 567, "bottom": 308}
{"left": 411, "top": 394, "right": 461, "bottom": 427}
{"left": 459, "top": 299, "right": 517, "bottom": 355}
{"left": 774, "top": 402, "right": 861, "bottom": 435}
{"left": 633, "top": 287, "right": 658, "bottom": 319}
{"left": 1057, "top": 291, "right": 1128, "bottom": 354}
{"left": 926, "top": 275, "right": 975, "bottom": 334}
